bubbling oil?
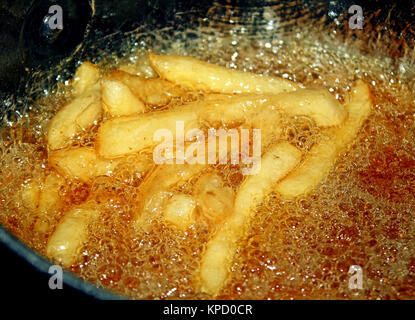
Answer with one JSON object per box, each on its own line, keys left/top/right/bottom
{"left": 0, "top": 14, "right": 414, "bottom": 300}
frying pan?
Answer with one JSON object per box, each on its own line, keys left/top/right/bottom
{"left": 0, "top": 0, "right": 413, "bottom": 299}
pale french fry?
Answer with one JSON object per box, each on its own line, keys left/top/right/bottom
{"left": 46, "top": 206, "right": 99, "bottom": 267}
{"left": 47, "top": 89, "right": 102, "bottom": 150}
{"left": 96, "top": 104, "right": 198, "bottom": 158}
{"left": 148, "top": 53, "right": 300, "bottom": 94}
{"left": 101, "top": 78, "right": 145, "bottom": 117}
{"left": 49, "top": 147, "right": 124, "bottom": 182}
{"left": 198, "top": 142, "right": 302, "bottom": 296}
{"left": 72, "top": 62, "right": 100, "bottom": 97}
{"left": 276, "top": 80, "right": 372, "bottom": 198}
{"left": 163, "top": 194, "right": 196, "bottom": 229}
{"left": 109, "top": 70, "right": 186, "bottom": 107}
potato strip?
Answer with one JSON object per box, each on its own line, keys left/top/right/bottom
{"left": 96, "top": 104, "right": 199, "bottom": 158}
{"left": 198, "top": 142, "right": 302, "bottom": 296}
{"left": 109, "top": 70, "right": 186, "bottom": 106}
{"left": 50, "top": 147, "right": 117, "bottom": 182}
{"left": 46, "top": 206, "right": 99, "bottom": 267}
{"left": 102, "top": 78, "right": 145, "bottom": 117}
{"left": 50, "top": 147, "right": 152, "bottom": 183}
{"left": 149, "top": 53, "right": 300, "bottom": 94}
{"left": 200, "top": 90, "right": 346, "bottom": 128}
{"left": 47, "top": 88, "right": 102, "bottom": 150}
{"left": 96, "top": 95, "right": 281, "bottom": 159}
{"left": 72, "top": 62, "right": 100, "bottom": 97}
{"left": 134, "top": 163, "right": 206, "bottom": 225}
{"left": 276, "top": 80, "right": 373, "bottom": 198}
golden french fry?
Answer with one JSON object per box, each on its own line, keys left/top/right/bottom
{"left": 109, "top": 70, "right": 186, "bottom": 107}
{"left": 148, "top": 53, "right": 300, "bottom": 94}
{"left": 19, "top": 173, "right": 65, "bottom": 234}
{"left": 276, "top": 80, "right": 372, "bottom": 198}
{"left": 98, "top": 92, "right": 299, "bottom": 159}
{"left": 203, "top": 93, "right": 235, "bottom": 101}
{"left": 96, "top": 104, "right": 198, "bottom": 158}
{"left": 101, "top": 78, "right": 145, "bottom": 117}
{"left": 268, "top": 88, "right": 346, "bottom": 127}
{"left": 47, "top": 89, "right": 102, "bottom": 150}
{"left": 118, "top": 54, "right": 158, "bottom": 78}
{"left": 46, "top": 206, "right": 99, "bottom": 267}
{"left": 193, "top": 173, "right": 234, "bottom": 226}
{"left": 199, "top": 95, "right": 261, "bottom": 126}
{"left": 49, "top": 147, "right": 152, "bottom": 182}
{"left": 38, "top": 172, "right": 65, "bottom": 213}
{"left": 20, "top": 179, "right": 41, "bottom": 211}
{"left": 31, "top": 173, "right": 65, "bottom": 234}
{"left": 200, "top": 90, "right": 345, "bottom": 128}
{"left": 163, "top": 194, "right": 196, "bottom": 229}
{"left": 200, "top": 95, "right": 281, "bottom": 150}
{"left": 49, "top": 147, "right": 122, "bottom": 182}
{"left": 72, "top": 62, "right": 100, "bottom": 96}
{"left": 135, "top": 163, "right": 206, "bottom": 225}
{"left": 20, "top": 173, "right": 64, "bottom": 211}
{"left": 198, "top": 142, "right": 302, "bottom": 296}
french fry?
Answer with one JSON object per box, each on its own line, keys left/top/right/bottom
{"left": 47, "top": 88, "right": 102, "bottom": 150}
{"left": 38, "top": 172, "right": 65, "bottom": 213}
{"left": 96, "top": 104, "right": 198, "bottom": 158}
{"left": 276, "top": 80, "right": 372, "bottom": 198}
{"left": 199, "top": 95, "right": 283, "bottom": 149}
{"left": 163, "top": 194, "right": 196, "bottom": 229}
{"left": 101, "top": 78, "right": 145, "bottom": 117}
{"left": 198, "top": 142, "right": 302, "bottom": 296}
{"left": 46, "top": 206, "right": 99, "bottom": 267}
{"left": 203, "top": 93, "right": 235, "bottom": 101}
{"left": 109, "top": 70, "right": 186, "bottom": 107}
{"left": 49, "top": 147, "right": 123, "bottom": 182}
{"left": 118, "top": 54, "right": 158, "bottom": 78}
{"left": 135, "top": 163, "right": 206, "bottom": 225}
{"left": 99, "top": 91, "right": 319, "bottom": 159}
{"left": 20, "top": 179, "right": 41, "bottom": 211}
{"left": 72, "top": 62, "right": 100, "bottom": 97}
{"left": 200, "top": 90, "right": 346, "bottom": 128}
{"left": 267, "top": 89, "right": 346, "bottom": 127}
{"left": 19, "top": 173, "right": 65, "bottom": 234}
{"left": 50, "top": 147, "right": 152, "bottom": 182}
{"left": 33, "top": 173, "right": 65, "bottom": 233}
{"left": 194, "top": 173, "right": 234, "bottom": 226}
{"left": 148, "top": 53, "right": 300, "bottom": 94}
{"left": 20, "top": 173, "right": 64, "bottom": 212}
